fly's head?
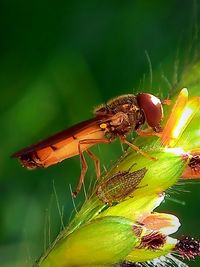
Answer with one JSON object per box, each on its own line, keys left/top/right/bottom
{"left": 136, "top": 93, "right": 163, "bottom": 133}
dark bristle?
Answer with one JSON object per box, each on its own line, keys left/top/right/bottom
{"left": 175, "top": 236, "right": 200, "bottom": 260}
{"left": 139, "top": 232, "right": 166, "bottom": 250}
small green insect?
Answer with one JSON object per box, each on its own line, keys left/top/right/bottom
{"left": 96, "top": 166, "right": 147, "bottom": 204}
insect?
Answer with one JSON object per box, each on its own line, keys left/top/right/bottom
{"left": 12, "top": 93, "right": 163, "bottom": 196}
{"left": 96, "top": 167, "right": 147, "bottom": 204}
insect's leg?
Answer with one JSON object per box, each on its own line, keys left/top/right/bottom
{"left": 136, "top": 128, "right": 162, "bottom": 137}
{"left": 120, "top": 137, "right": 156, "bottom": 161}
{"left": 73, "top": 138, "right": 111, "bottom": 197}
{"left": 80, "top": 138, "right": 112, "bottom": 179}
{"left": 72, "top": 143, "right": 88, "bottom": 197}
{"left": 127, "top": 163, "right": 136, "bottom": 172}
{"left": 79, "top": 138, "right": 112, "bottom": 146}
{"left": 86, "top": 150, "right": 101, "bottom": 179}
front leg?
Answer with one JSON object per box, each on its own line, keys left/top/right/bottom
{"left": 119, "top": 136, "right": 156, "bottom": 161}
{"left": 136, "top": 128, "right": 162, "bottom": 137}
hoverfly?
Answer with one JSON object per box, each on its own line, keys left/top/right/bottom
{"left": 12, "top": 93, "right": 163, "bottom": 196}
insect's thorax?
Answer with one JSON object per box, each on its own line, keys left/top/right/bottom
{"left": 95, "top": 95, "right": 145, "bottom": 138}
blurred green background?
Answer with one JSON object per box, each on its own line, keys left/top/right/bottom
{"left": 0, "top": 1, "right": 199, "bottom": 266}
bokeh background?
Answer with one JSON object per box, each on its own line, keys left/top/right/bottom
{"left": 0, "top": 1, "right": 199, "bottom": 266}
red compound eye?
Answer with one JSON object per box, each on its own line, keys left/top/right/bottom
{"left": 137, "top": 93, "right": 163, "bottom": 129}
